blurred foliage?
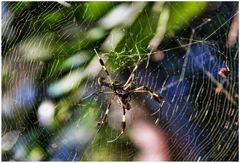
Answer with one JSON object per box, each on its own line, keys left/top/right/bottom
{"left": 2, "top": 1, "right": 238, "bottom": 161}
{"left": 83, "top": 2, "right": 117, "bottom": 21}
{"left": 166, "top": 2, "right": 207, "bottom": 37}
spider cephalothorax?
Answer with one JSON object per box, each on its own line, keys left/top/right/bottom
{"left": 94, "top": 49, "right": 163, "bottom": 142}
{"left": 99, "top": 78, "right": 129, "bottom": 99}
{"left": 98, "top": 77, "right": 131, "bottom": 110}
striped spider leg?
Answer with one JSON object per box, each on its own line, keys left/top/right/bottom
{"left": 97, "top": 94, "right": 115, "bottom": 126}
{"left": 107, "top": 97, "right": 127, "bottom": 143}
{"left": 123, "top": 56, "right": 141, "bottom": 89}
{"left": 94, "top": 49, "right": 113, "bottom": 86}
{"left": 129, "top": 86, "right": 164, "bottom": 117}
{"left": 123, "top": 46, "right": 142, "bottom": 90}
{"left": 129, "top": 86, "right": 164, "bottom": 103}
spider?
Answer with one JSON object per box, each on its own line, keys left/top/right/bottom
{"left": 94, "top": 49, "right": 164, "bottom": 143}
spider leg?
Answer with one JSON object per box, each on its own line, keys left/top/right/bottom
{"left": 107, "top": 108, "right": 126, "bottom": 143}
{"left": 94, "top": 49, "right": 113, "bottom": 84}
{"left": 123, "top": 47, "right": 142, "bottom": 89}
{"left": 82, "top": 90, "right": 114, "bottom": 100}
{"left": 100, "top": 91, "right": 114, "bottom": 94}
{"left": 98, "top": 95, "right": 115, "bottom": 126}
{"left": 130, "top": 86, "right": 163, "bottom": 103}
{"left": 121, "top": 108, "right": 126, "bottom": 134}
{"left": 117, "top": 96, "right": 131, "bottom": 110}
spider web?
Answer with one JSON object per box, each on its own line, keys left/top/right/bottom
{"left": 2, "top": 1, "right": 238, "bottom": 161}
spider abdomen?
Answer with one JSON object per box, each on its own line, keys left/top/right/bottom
{"left": 115, "top": 89, "right": 129, "bottom": 99}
